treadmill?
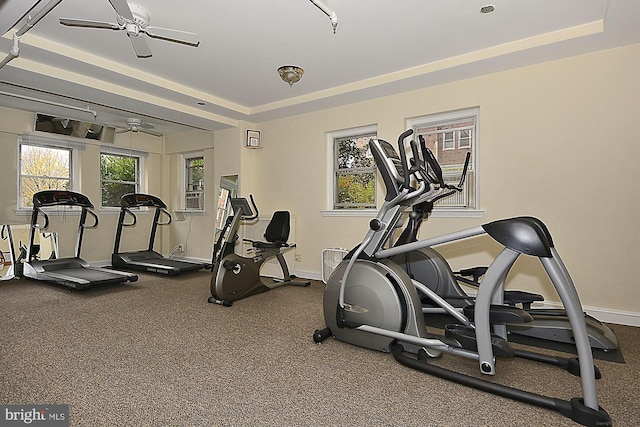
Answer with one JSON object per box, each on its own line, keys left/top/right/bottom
{"left": 22, "top": 190, "right": 138, "bottom": 290}
{"left": 111, "top": 193, "right": 212, "bottom": 275}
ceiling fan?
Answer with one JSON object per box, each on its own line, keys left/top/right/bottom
{"left": 116, "top": 118, "right": 162, "bottom": 136}
{"left": 59, "top": 0, "right": 200, "bottom": 58}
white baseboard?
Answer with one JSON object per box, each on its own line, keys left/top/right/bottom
{"left": 539, "top": 301, "right": 640, "bottom": 327}
{"left": 295, "top": 270, "right": 640, "bottom": 327}
{"left": 295, "top": 269, "right": 323, "bottom": 282}
{"left": 92, "top": 262, "right": 640, "bottom": 328}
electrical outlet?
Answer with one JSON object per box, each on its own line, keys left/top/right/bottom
{"left": 177, "top": 244, "right": 184, "bottom": 252}
{"left": 295, "top": 254, "right": 301, "bottom": 262}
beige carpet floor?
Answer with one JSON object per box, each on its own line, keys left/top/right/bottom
{"left": 1, "top": 271, "right": 638, "bottom": 426}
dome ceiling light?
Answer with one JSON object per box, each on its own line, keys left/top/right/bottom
{"left": 277, "top": 65, "right": 304, "bottom": 87}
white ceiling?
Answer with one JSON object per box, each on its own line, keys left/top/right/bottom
{"left": 0, "top": 0, "right": 638, "bottom": 136}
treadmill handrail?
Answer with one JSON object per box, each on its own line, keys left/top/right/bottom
{"left": 120, "top": 208, "right": 137, "bottom": 227}
{"left": 157, "top": 208, "right": 172, "bottom": 226}
{"left": 81, "top": 208, "right": 99, "bottom": 229}
{"left": 33, "top": 207, "right": 49, "bottom": 230}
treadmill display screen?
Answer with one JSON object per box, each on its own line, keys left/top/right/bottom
{"left": 33, "top": 190, "right": 93, "bottom": 208}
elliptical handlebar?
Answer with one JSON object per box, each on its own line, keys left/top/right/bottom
{"left": 416, "top": 134, "right": 471, "bottom": 203}
{"left": 418, "top": 135, "right": 444, "bottom": 187}
{"left": 247, "top": 195, "right": 259, "bottom": 220}
{"left": 397, "top": 129, "right": 414, "bottom": 189}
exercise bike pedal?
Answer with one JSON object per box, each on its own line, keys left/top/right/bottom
{"left": 445, "top": 324, "right": 515, "bottom": 358}
{"left": 463, "top": 304, "right": 534, "bottom": 324}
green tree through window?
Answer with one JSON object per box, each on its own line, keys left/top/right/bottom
{"left": 186, "top": 157, "right": 204, "bottom": 191}
{"left": 100, "top": 153, "right": 139, "bottom": 207}
{"left": 334, "top": 135, "right": 376, "bottom": 209}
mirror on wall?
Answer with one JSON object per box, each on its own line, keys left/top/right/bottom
{"left": 215, "top": 175, "right": 238, "bottom": 230}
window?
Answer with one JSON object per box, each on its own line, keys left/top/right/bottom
{"left": 18, "top": 134, "right": 83, "bottom": 209}
{"left": 100, "top": 149, "right": 142, "bottom": 208}
{"left": 407, "top": 108, "right": 482, "bottom": 216}
{"left": 185, "top": 155, "right": 204, "bottom": 211}
{"left": 459, "top": 129, "right": 471, "bottom": 149}
{"left": 329, "top": 126, "right": 378, "bottom": 210}
{"left": 442, "top": 131, "right": 455, "bottom": 150}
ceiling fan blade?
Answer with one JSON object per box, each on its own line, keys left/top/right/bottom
{"left": 108, "top": 0, "right": 135, "bottom": 21}
{"left": 59, "top": 18, "right": 121, "bottom": 30}
{"left": 144, "top": 26, "right": 200, "bottom": 46}
{"left": 140, "top": 128, "right": 163, "bottom": 137}
{"left": 128, "top": 35, "right": 152, "bottom": 58}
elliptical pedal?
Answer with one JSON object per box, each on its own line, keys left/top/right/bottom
{"left": 444, "top": 324, "right": 515, "bottom": 358}
{"left": 463, "top": 304, "right": 534, "bottom": 324}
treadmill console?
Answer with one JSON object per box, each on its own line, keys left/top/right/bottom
{"left": 120, "top": 193, "right": 167, "bottom": 209}
{"left": 33, "top": 190, "right": 93, "bottom": 208}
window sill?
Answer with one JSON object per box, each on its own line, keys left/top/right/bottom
{"left": 14, "top": 207, "right": 82, "bottom": 216}
{"left": 429, "top": 208, "right": 485, "bottom": 218}
{"left": 174, "top": 209, "right": 205, "bottom": 214}
{"left": 321, "top": 209, "right": 378, "bottom": 218}
{"left": 173, "top": 209, "right": 205, "bottom": 221}
{"left": 98, "top": 207, "right": 149, "bottom": 215}
{"left": 321, "top": 208, "right": 485, "bottom": 219}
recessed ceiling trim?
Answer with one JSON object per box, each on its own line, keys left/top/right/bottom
{"left": 7, "top": 57, "right": 239, "bottom": 127}
{"left": 250, "top": 20, "right": 604, "bottom": 115}
{"left": 8, "top": 32, "right": 250, "bottom": 116}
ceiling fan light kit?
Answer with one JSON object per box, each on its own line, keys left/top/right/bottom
{"left": 277, "top": 66, "right": 304, "bottom": 87}
{"left": 115, "top": 117, "right": 162, "bottom": 136}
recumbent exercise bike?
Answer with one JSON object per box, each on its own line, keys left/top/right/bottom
{"left": 208, "top": 196, "right": 310, "bottom": 307}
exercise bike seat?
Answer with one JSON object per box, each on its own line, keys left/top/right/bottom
{"left": 245, "top": 211, "right": 294, "bottom": 250}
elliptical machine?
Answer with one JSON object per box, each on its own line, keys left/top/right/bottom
{"left": 208, "top": 196, "right": 310, "bottom": 307}
{"left": 314, "top": 130, "right": 611, "bottom": 426}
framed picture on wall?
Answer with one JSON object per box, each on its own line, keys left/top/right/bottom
{"left": 246, "top": 130, "right": 261, "bottom": 148}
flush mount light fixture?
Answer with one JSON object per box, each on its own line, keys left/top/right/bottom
{"left": 480, "top": 4, "right": 495, "bottom": 13}
{"left": 277, "top": 65, "right": 304, "bottom": 87}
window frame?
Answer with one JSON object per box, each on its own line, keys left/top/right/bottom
{"left": 182, "top": 152, "right": 205, "bottom": 212}
{"left": 407, "top": 108, "right": 484, "bottom": 218}
{"left": 323, "top": 125, "right": 378, "bottom": 217}
{"left": 99, "top": 145, "right": 146, "bottom": 210}
{"left": 17, "top": 134, "right": 83, "bottom": 212}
